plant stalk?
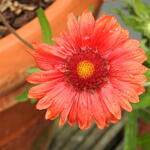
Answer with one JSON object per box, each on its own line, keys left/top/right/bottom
{"left": 0, "top": 12, "right": 33, "bottom": 49}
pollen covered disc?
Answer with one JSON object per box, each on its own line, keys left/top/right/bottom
{"left": 77, "top": 60, "right": 95, "bottom": 79}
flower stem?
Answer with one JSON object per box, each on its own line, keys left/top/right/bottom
{"left": 0, "top": 12, "right": 33, "bottom": 50}
{"left": 124, "top": 111, "right": 138, "bottom": 150}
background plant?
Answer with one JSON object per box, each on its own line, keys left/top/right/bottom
{"left": 115, "top": 0, "right": 150, "bottom": 150}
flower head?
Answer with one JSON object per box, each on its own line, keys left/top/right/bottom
{"left": 27, "top": 11, "right": 147, "bottom": 130}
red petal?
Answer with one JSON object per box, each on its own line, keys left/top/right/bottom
{"left": 100, "top": 83, "right": 121, "bottom": 120}
{"left": 27, "top": 70, "right": 64, "bottom": 84}
{"left": 59, "top": 88, "right": 76, "bottom": 126}
{"left": 91, "top": 14, "right": 128, "bottom": 53}
{"left": 68, "top": 94, "right": 79, "bottom": 127}
{"left": 28, "top": 82, "right": 53, "bottom": 99}
{"left": 111, "top": 73, "right": 147, "bottom": 84}
{"left": 34, "top": 43, "right": 66, "bottom": 60}
{"left": 36, "top": 82, "right": 67, "bottom": 110}
{"left": 110, "top": 60, "right": 147, "bottom": 75}
{"left": 53, "top": 32, "right": 79, "bottom": 55}
{"left": 110, "top": 78, "right": 143, "bottom": 103}
{"left": 99, "top": 97, "right": 119, "bottom": 124}
{"left": 112, "top": 88, "right": 132, "bottom": 112}
{"left": 45, "top": 83, "right": 73, "bottom": 120}
{"left": 28, "top": 79, "right": 61, "bottom": 99}
{"left": 67, "top": 13, "right": 80, "bottom": 44}
{"left": 78, "top": 11, "right": 95, "bottom": 47}
{"left": 108, "top": 48, "right": 147, "bottom": 64}
{"left": 31, "top": 44, "right": 66, "bottom": 71}
{"left": 89, "top": 91, "right": 106, "bottom": 129}
{"left": 77, "top": 92, "right": 92, "bottom": 130}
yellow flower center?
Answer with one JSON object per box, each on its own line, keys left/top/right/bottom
{"left": 77, "top": 60, "right": 95, "bottom": 79}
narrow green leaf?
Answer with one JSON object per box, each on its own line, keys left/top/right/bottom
{"left": 37, "top": 8, "right": 53, "bottom": 45}
{"left": 89, "top": 6, "right": 95, "bottom": 13}
{"left": 124, "top": 111, "right": 138, "bottom": 150}
{"left": 27, "top": 68, "right": 41, "bottom": 74}
{"left": 16, "top": 87, "right": 30, "bottom": 102}
{"left": 137, "top": 133, "right": 150, "bottom": 147}
{"left": 132, "top": 0, "right": 150, "bottom": 20}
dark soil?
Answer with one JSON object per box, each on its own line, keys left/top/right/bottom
{"left": 0, "top": 0, "right": 54, "bottom": 38}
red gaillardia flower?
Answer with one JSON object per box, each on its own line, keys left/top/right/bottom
{"left": 27, "top": 11, "right": 147, "bottom": 130}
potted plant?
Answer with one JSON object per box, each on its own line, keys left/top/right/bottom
{"left": 0, "top": 0, "right": 103, "bottom": 149}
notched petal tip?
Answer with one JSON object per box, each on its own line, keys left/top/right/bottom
{"left": 126, "top": 106, "right": 133, "bottom": 112}
{"left": 81, "top": 10, "right": 94, "bottom": 17}
{"left": 45, "top": 110, "right": 50, "bottom": 120}
{"left": 96, "top": 123, "right": 105, "bottom": 130}
{"left": 26, "top": 74, "right": 36, "bottom": 84}
{"left": 27, "top": 91, "right": 38, "bottom": 99}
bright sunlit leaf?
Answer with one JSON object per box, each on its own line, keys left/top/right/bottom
{"left": 27, "top": 68, "right": 42, "bottom": 74}
{"left": 16, "top": 87, "right": 36, "bottom": 103}
{"left": 16, "top": 87, "right": 30, "bottom": 102}
{"left": 37, "top": 8, "right": 53, "bottom": 45}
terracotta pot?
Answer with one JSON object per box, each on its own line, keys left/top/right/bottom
{"left": 0, "top": 0, "right": 103, "bottom": 150}
{"left": 0, "top": 101, "right": 54, "bottom": 150}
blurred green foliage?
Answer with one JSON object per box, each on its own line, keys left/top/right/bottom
{"left": 115, "top": 0, "right": 150, "bottom": 150}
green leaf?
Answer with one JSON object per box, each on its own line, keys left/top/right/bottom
{"left": 16, "top": 86, "right": 37, "bottom": 103}
{"left": 122, "top": 5, "right": 136, "bottom": 16}
{"left": 138, "top": 109, "right": 150, "bottom": 123}
{"left": 114, "top": 9, "right": 143, "bottom": 31}
{"left": 16, "top": 87, "right": 30, "bottom": 102}
{"left": 30, "top": 98, "right": 37, "bottom": 103}
{"left": 133, "top": 87, "right": 150, "bottom": 109}
{"left": 132, "top": 0, "right": 150, "bottom": 20}
{"left": 27, "top": 68, "right": 41, "bottom": 74}
{"left": 89, "top": 6, "right": 95, "bottom": 13}
{"left": 120, "top": 0, "right": 150, "bottom": 20}
{"left": 37, "top": 8, "right": 53, "bottom": 45}
{"left": 137, "top": 133, "right": 150, "bottom": 147}
{"left": 124, "top": 111, "right": 138, "bottom": 150}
